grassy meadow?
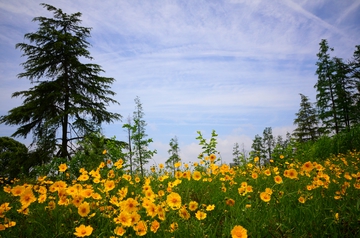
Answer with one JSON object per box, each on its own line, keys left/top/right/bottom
{"left": 0, "top": 150, "right": 359, "bottom": 237}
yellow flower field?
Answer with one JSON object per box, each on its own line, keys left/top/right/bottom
{"left": 0, "top": 151, "right": 359, "bottom": 237}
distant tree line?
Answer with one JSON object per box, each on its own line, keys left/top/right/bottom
{"left": 242, "top": 39, "right": 360, "bottom": 166}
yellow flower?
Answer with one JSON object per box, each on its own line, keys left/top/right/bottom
{"left": 206, "top": 204, "right": 215, "bottom": 211}
{"left": 302, "top": 161, "right": 314, "bottom": 173}
{"left": 114, "top": 226, "right": 126, "bottom": 236}
{"left": 145, "top": 202, "right": 157, "bottom": 218}
{"left": 188, "top": 201, "right": 198, "bottom": 211}
{"left": 102, "top": 149, "right": 107, "bottom": 154}
{"left": 114, "top": 159, "right": 123, "bottom": 169}
{"left": 77, "top": 174, "right": 89, "bottom": 181}
{"left": 344, "top": 172, "right": 352, "bottom": 180}
{"left": 238, "top": 187, "right": 245, "bottom": 195}
{"left": 264, "top": 169, "right": 271, "bottom": 176}
{"left": 298, "top": 196, "right": 306, "bottom": 204}
{"left": 175, "top": 171, "right": 183, "bottom": 179}
{"left": 65, "top": 186, "right": 76, "bottom": 197}
{"left": 265, "top": 188, "right": 273, "bottom": 195}
{"left": 241, "top": 182, "right": 248, "bottom": 188}
{"left": 107, "top": 170, "right": 115, "bottom": 178}
{"left": 166, "top": 192, "right": 182, "bottom": 210}
{"left": 183, "top": 170, "right": 191, "bottom": 180}
{"left": 231, "top": 225, "right": 248, "bottom": 238}
{"left": 121, "top": 198, "right": 139, "bottom": 213}
{"left": 98, "top": 162, "right": 105, "bottom": 169}
{"left": 159, "top": 163, "right": 164, "bottom": 169}
{"left": 158, "top": 190, "right": 165, "bottom": 197}
{"left": 150, "top": 220, "right": 160, "bottom": 233}
{"left": 80, "top": 188, "right": 93, "bottom": 198}
{"left": 89, "top": 169, "right": 101, "bottom": 179}
{"left": 195, "top": 210, "right": 207, "bottom": 220}
{"left": 174, "top": 162, "right": 181, "bottom": 168}
{"left": 251, "top": 173, "right": 258, "bottom": 180}
{"left": 46, "top": 201, "right": 56, "bottom": 210}
{"left": 78, "top": 202, "right": 90, "bottom": 217}
{"left": 254, "top": 157, "right": 259, "bottom": 162}
{"left": 210, "top": 154, "right": 216, "bottom": 162}
{"left": 354, "top": 183, "right": 360, "bottom": 189}
{"left": 17, "top": 206, "right": 29, "bottom": 215}
{"left": 19, "top": 188, "right": 36, "bottom": 207}
{"left": 118, "top": 187, "right": 128, "bottom": 200}
{"left": 4, "top": 220, "right": 16, "bottom": 228}
{"left": 92, "top": 193, "right": 102, "bottom": 200}
{"left": 131, "top": 212, "right": 141, "bottom": 226}
{"left": 37, "top": 185, "right": 47, "bottom": 194}
{"left": 3, "top": 185, "right": 11, "bottom": 194}
{"left": 50, "top": 180, "right": 67, "bottom": 192}
{"left": 284, "top": 169, "right": 298, "bottom": 179}
{"left": 134, "top": 220, "right": 147, "bottom": 236}
{"left": 280, "top": 155, "right": 284, "bottom": 159}
{"left": 58, "top": 195, "right": 68, "bottom": 205}
{"left": 274, "top": 175, "right": 283, "bottom": 184}
{"left": 72, "top": 194, "right": 84, "bottom": 207}
{"left": 114, "top": 211, "right": 132, "bottom": 227}
{"left": 246, "top": 186, "right": 253, "bottom": 193}
{"left": 104, "top": 180, "right": 116, "bottom": 192}
{"left": 179, "top": 207, "right": 190, "bottom": 220}
{"left": 226, "top": 198, "right": 235, "bottom": 206}
{"left": 0, "top": 202, "right": 11, "bottom": 212}
{"left": 38, "top": 194, "right": 47, "bottom": 203}
{"left": 260, "top": 192, "right": 271, "bottom": 202}
{"left": 11, "top": 185, "right": 25, "bottom": 196}
{"left": 169, "top": 222, "right": 178, "bottom": 233}
{"left": 58, "top": 163, "right": 67, "bottom": 172}
{"left": 74, "top": 224, "right": 93, "bottom": 237}
{"left": 192, "top": 171, "right": 202, "bottom": 181}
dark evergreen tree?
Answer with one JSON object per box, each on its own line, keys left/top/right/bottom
{"left": 332, "top": 57, "right": 354, "bottom": 131}
{"left": 314, "top": 39, "right": 340, "bottom": 134}
{"left": 0, "top": 4, "right": 121, "bottom": 159}
{"left": 293, "top": 94, "right": 320, "bottom": 142}
{"left": 0, "top": 137, "right": 29, "bottom": 179}
{"left": 262, "top": 127, "right": 275, "bottom": 161}
{"left": 250, "top": 134, "right": 265, "bottom": 166}
{"left": 349, "top": 45, "right": 360, "bottom": 124}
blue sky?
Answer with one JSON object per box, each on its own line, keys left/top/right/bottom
{"left": 0, "top": 0, "right": 359, "bottom": 166}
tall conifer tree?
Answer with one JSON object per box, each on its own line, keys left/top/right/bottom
{"left": 262, "top": 127, "right": 275, "bottom": 161}
{"left": 129, "top": 96, "right": 156, "bottom": 177}
{"left": 349, "top": 45, "right": 360, "bottom": 124}
{"left": 314, "top": 39, "right": 339, "bottom": 134}
{"left": 293, "top": 94, "right": 319, "bottom": 142}
{"left": 0, "top": 4, "right": 121, "bottom": 159}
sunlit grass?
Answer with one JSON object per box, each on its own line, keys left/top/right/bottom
{"left": 1, "top": 151, "right": 359, "bottom": 237}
